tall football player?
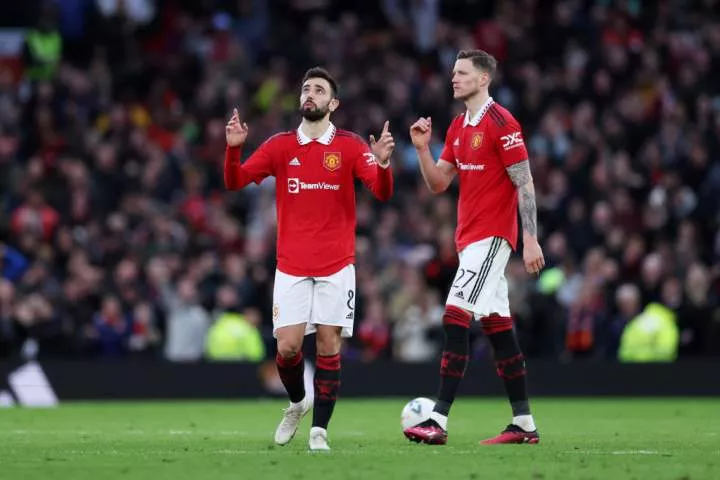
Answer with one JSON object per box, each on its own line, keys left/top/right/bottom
{"left": 405, "top": 50, "right": 544, "bottom": 445}
{"left": 225, "top": 68, "right": 395, "bottom": 451}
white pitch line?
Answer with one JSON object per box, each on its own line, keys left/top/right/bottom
{"left": 611, "top": 450, "right": 661, "bottom": 455}
{"left": 5, "top": 429, "right": 248, "bottom": 436}
{"left": 564, "top": 450, "right": 662, "bottom": 456}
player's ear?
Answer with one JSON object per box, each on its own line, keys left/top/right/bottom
{"left": 480, "top": 70, "right": 491, "bottom": 87}
{"left": 329, "top": 97, "right": 340, "bottom": 112}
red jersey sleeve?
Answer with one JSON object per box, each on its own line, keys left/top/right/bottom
{"left": 492, "top": 114, "right": 529, "bottom": 167}
{"left": 352, "top": 137, "right": 393, "bottom": 201}
{"left": 439, "top": 120, "right": 458, "bottom": 166}
{"left": 224, "top": 137, "right": 277, "bottom": 190}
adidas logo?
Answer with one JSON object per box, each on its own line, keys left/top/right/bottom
{"left": 453, "top": 138, "right": 460, "bottom": 146}
{"left": 0, "top": 362, "right": 58, "bottom": 408}
{"left": 454, "top": 290, "right": 465, "bottom": 299}
{"left": 346, "top": 312, "right": 354, "bottom": 320}
{"left": 289, "top": 157, "right": 301, "bottom": 166}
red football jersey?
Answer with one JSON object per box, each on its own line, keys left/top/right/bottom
{"left": 439, "top": 98, "right": 529, "bottom": 251}
{"left": 225, "top": 123, "right": 393, "bottom": 276}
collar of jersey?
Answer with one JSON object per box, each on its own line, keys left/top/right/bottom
{"left": 463, "top": 97, "right": 495, "bottom": 127}
{"left": 296, "top": 122, "right": 337, "bottom": 145}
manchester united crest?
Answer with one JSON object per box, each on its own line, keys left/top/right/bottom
{"left": 323, "top": 152, "right": 342, "bottom": 171}
{"left": 272, "top": 304, "right": 279, "bottom": 322}
{"left": 471, "top": 132, "right": 484, "bottom": 150}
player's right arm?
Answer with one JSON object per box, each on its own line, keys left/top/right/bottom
{"left": 409, "top": 117, "right": 456, "bottom": 194}
{"left": 224, "top": 109, "right": 275, "bottom": 190}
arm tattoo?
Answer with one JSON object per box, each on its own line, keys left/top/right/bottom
{"left": 506, "top": 160, "right": 532, "bottom": 188}
{"left": 506, "top": 160, "right": 537, "bottom": 237}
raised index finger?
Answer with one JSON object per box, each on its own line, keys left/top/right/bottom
{"left": 382, "top": 120, "right": 390, "bottom": 134}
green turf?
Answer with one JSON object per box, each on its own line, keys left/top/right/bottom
{"left": 1, "top": 398, "right": 719, "bottom": 479}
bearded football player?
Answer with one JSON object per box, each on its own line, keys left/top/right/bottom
{"left": 224, "top": 67, "right": 395, "bottom": 451}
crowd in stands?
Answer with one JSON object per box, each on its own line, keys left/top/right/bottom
{"left": 1, "top": 0, "right": 719, "bottom": 363}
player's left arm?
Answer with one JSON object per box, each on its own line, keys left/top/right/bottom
{"left": 353, "top": 121, "right": 394, "bottom": 201}
{"left": 506, "top": 160, "right": 538, "bottom": 237}
{"left": 496, "top": 117, "right": 545, "bottom": 275}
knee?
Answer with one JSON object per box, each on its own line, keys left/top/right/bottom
{"left": 480, "top": 314, "right": 513, "bottom": 336}
{"left": 443, "top": 305, "right": 472, "bottom": 338}
{"left": 276, "top": 337, "right": 302, "bottom": 359}
{"left": 315, "top": 327, "right": 342, "bottom": 356}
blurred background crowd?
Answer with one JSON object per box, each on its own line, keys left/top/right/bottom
{"left": 1, "top": 0, "right": 719, "bottom": 364}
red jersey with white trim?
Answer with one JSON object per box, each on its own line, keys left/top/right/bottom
{"left": 439, "top": 99, "right": 529, "bottom": 251}
{"left": 224, "top": 123, "right": 393, "bottom": 277}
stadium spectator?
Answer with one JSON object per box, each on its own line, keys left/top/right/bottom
{"left": 23, "top": 6, "right": 62, "bottom": 82}
{"left": 0, "top": 0, "right": 718, "bottom": 363}
{"left": 148, "top": 258, "right": 211, "bottom": 362}
{"left": 1, "top": 242, "right": 29, "bottom": 282}
{"left": 205, "top": 308, "right": 266, "bottom": 362}
{"left": 392, "top": 287, "right": 443, "bottom": 362}
{"left": 87, "top": 294, "right": 129, "bottom": 357}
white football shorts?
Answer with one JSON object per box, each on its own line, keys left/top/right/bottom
{"left": 445, "top": 237, "right": 512, "bottom": 319}
{"left": 272, "top": 264, "right": 356, "bottom": 338}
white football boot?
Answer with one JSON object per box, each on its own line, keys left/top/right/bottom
{"left": 308, "top": 426, "right": 331, "bottom": 452}
{"left": 274, "top": 396, "right": 312, "bottom": 445}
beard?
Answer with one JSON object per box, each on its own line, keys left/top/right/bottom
{"left": 300, "top": 102, "right": 330, "bottom": 122}
{"left": 455, "top": 88, "right": 480, "bottom": 101}
{"left": 454, "top": 81, "right": 483, "bottom": 101}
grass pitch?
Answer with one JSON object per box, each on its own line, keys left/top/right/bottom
{"left": 1, "top": 398, "right": 718, "bottom": 479}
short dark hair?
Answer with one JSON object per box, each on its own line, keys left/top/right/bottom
{"left": 301, "top": 67, "right": 339, "bottom": 98}
{"left": 457, "top": 50, "right": 497, "bottom": 78}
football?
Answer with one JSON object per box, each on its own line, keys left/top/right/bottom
{"left": 401, "top": 397, "right": 435, "bottom": 430}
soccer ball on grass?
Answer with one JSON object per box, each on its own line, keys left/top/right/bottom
{"left": 401, "top": 397, "right": 436, "bottom": 430}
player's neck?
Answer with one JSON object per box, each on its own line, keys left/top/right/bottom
{"left": 464, "top": 91, "right": 491, "bottom": 119}
{"left": 299, "top": 117, "right": 331, "bottom": 140}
